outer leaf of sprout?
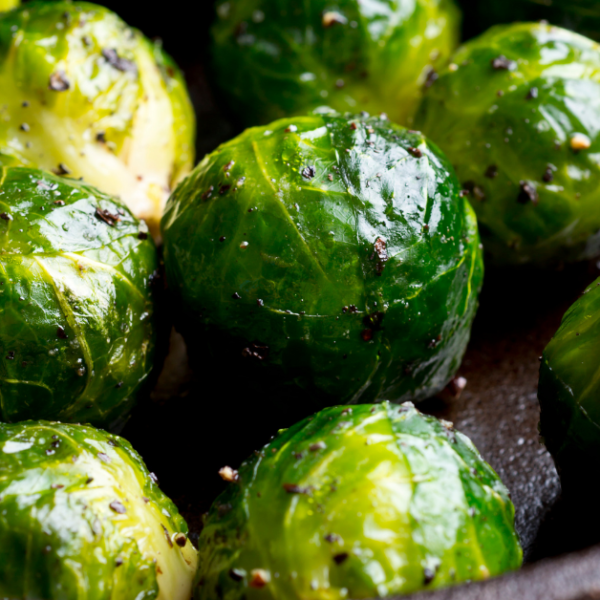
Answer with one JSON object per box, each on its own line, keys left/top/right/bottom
{"left": 539, "top": 277, "right": 600, "bottom": 491}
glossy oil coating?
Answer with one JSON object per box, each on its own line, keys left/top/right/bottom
{"left": 539, "top": 276, "right": 600, "bottom": 490}
{"left": 415, "top": 23, "right": 600, "bottom": 265}
{"left": 162, "top": 111, "right": 483, "bottom": 411}
{"left": 0, "top": 166, "right": 158, "bottom": 429}
{"left": 211, "top": 0, "right": 460, "bottom": 127}
{"left": 0, "top": 1, "right": 195, "bottom": 235}
{"left": 0, "top": 420, "right": 198, "bottom": 600}
{"left": 194, "top": 402, "right": 522, "bottom": 600}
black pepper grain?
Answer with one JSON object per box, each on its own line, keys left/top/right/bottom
{"left": 491, "top": 55, "right": 515, "bottom": 70}
{"left": 517, "top": 181, "right": 539, "bottom": 205}
{"left": 49, "top": 71, "right": 70, "bottom": 91}
{"left": 109, "top": 500, "right": 126, "bottom": 514}
{"left": 302, "top": 165, "right": 316, "bottom": 179}
{"left": 102, "top": 48, "right": 137, "bottom": 73}
{"left": 333, "top": 553, "right": 349, "bottom": 565}
{"left": 485, "top": 165, "right": 498, "bottom": 179}
{"left": 542, "top": 165, "right": 554, "bottom": 182}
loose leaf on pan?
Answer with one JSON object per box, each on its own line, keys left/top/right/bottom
{"left": 540, "top": 276, "right": 600, "bottom": 491}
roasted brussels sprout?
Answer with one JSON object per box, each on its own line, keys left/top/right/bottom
{"left": 195, "top": 402, "right": 522, "bottom": 600}
{"left": 539, "top": 276, "right": 600, "bottom": 489}
{"left": 0, "top": 167, "right": 159, "bottom": 429}
{"left": 162, "top": 111, "right": 483, "bottom": 410}
{"left": 0, "top": 1, "right": 195, "bottom": 235}
{"left": 211, "top": 0, "right": 461, "bottom": 127}
{"left": 0, "top": 420, "right": 198, "bottom": 600}
{"left": 415, "top": 23, "right": 600, "bottom": 265}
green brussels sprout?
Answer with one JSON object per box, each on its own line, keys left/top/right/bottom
{"left": 0, "top": 420, "right": 198, "bottom": 600}
{"left": 539, "top": 276, "right": 600, "bottom": 489}
{"left": 0, "top": 1, "right": 195, "bottom": 236}
{"left": 162, "top": 111, "right": 483, "bottom": 410}
{"left": 0, "top": 166, "right": 159, "bottom": 429}
{"left": 415, "top": 23, "right": 600, "bottom": 265}
{"left": 210, "top": 0, "right": 461, "bottom": 127}
{"left": 0, "top": 0, "right": 18, "bottom": 12}
{"left": 195, "top": 402, "right": 522, "bottom": 600}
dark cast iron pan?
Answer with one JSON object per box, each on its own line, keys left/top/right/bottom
{"left": 96, "top": 2, "right": 600, "bottom": 597}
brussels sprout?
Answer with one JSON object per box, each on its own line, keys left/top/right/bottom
{"left": 415, "top": 23, "right": 600, "bottom": 265}
{"left": 162, "top": 111, "right": 483, "bottom": 410}
{"left": 539, "top": 276, "right": 600, "bottom": 489}
{"left": 0, "top": 0, "right": 18, "bottom": 12}
{"left": 0, "top": 166, "right": 159, "bottom": 429}
{"left": 0, "top": 1, "right": 195, "bottom": 235}
{"left": 0, "top": 420, "right": 198, "bottom": 600}
{"left": 195, "top": 402, "right": 522, "bottom": 600}
{"left": 211, "top": 0, "right": 461, "bottom": 127}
